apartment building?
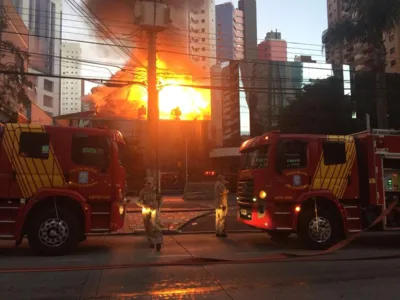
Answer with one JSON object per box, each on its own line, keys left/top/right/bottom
{"left": 60, "top": 42, "right": 82, "bottom": 115}
{"left": 188, "top": 0, "right": 216, "bottom": 72}
{"left": 324, "top": 0, "right": 400, "bottom": 73}
{"left": 216, "top": 2, "right": 244, "bottom": 62}
{"left": 258, "top": 30, "right": 287, "bottom": 62}
{"left": 12, "top": 0, "right": 62, "bottom": 117}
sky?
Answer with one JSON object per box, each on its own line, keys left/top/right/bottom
{"left": 216, "top": 0, "right": 328, "bottom": 63}
{"left": 63, "top": 0, "right": 333, "bottom": 94}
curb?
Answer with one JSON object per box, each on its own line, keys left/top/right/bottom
{"left": 88, "top": 229, "right": 264, "bottom": 237}
{"left": 126, "top": 208, "right": 213, "bottom": 213}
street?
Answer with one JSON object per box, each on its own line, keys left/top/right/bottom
{"left": 2, "top": 231, "right": 400, "bottom": 299}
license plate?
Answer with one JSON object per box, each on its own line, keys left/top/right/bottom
{"left": 240, "top": 209, "right": 247, "bottom": 215}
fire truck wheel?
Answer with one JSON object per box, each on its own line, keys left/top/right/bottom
{"left": 266, "top": 230, "right": 291, "bottom": 240}
{"left": 27, "top": 208, "right": 80, "bottom": 256}
{"left": 298, "top": 209, "right": 340, "bottom": 250}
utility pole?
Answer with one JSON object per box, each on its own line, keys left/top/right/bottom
{"left": 147, "top": 30, "right": 159, "bottom": 189}
{"left": 134, "top": 0, "right": 171, "bottom": 191}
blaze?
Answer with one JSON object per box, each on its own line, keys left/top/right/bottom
{"left": 85, "top": 56, "right": 211, "bottom": 121}
{"left": 127, "top": 59, "right": 211, "bottom": 120}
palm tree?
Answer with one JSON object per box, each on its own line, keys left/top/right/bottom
{"left": 322, "top": 0, "right": 400, "bottom": 129}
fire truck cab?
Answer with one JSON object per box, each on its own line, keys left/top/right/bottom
{"left": 237, "top": 130, "right": 400, "bottom": 249}
{"left": 0, "top": 123, "right": 128, "bottom": 255}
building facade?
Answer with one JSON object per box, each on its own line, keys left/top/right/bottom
{"left": 13, "top": 0, "right": 62, "bottom": 117}
{"left": 295, "top": 55, "right": 317, "bottom": 63}
{"left": 187, "top": 0, "right": 216, "bottom": 72}
{"left": 238, "top": 0, "right": 257, "bottom": 61}
{"left": 324, "top": 0, "right": 400, "bottom": 73}
{"left": 258, "top": 31, "right": 287, "bottom": 62}
{"left": 0, "top": 0, "right": 29, "bottom": 121}
{"left": 60, "top": 42, "right": 82, "bottom": 115}
{"left": 216, "top": 2, "right": 244, "bottom": 62}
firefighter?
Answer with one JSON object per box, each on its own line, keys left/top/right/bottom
{"left": 215, "top": 174, "right": 229, "bottom": 237}
{"left": 136, "top": 177, "right": 163, "bottom": 251}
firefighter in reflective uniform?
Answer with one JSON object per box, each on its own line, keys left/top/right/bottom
{"left": 137, "top": 177, "right": 163, "bottom": 251}
{"left": 215, "top": 174, "right": 229, "bottom": 237}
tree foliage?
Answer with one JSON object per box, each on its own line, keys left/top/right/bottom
{"left": 279, "top": 76, "right": 362, "bottom": 135}
{"left": 0, "top": 16, "right": 32, "bottom": 122}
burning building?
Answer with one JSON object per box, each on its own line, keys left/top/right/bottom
{"left": 82, "top": 0, "right": 212, "bottom": 121}
{"left": 58, "top": 0, "right": 214, "bottom": 188}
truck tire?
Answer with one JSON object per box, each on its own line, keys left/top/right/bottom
{"left": 266, "top": 230, "right": 291, "bottom": 240}
{"left": 27, "top": 207, "right": 80, "bottom": 256}
{"left": 298, "top": 208, "right": 340, "bottom": 250}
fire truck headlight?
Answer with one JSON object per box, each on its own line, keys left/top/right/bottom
{"left": 252, "top": 197, "right": 257, "bottom": 202}
{"left": 259, "top": 190, "right": 267, "bottom": 199}
{"left": 119, "top": 205, "right": 125, "bottom": 215}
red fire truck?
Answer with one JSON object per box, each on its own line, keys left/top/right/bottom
{"left": 0, "top": 123, "right": 128, "bottom": 255}
{"left": 237, "top": 130, "right": 400, "bottom": 249}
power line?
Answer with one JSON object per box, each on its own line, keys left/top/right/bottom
{"left": 1, "top": 4, "right": 328, "bottom": 47}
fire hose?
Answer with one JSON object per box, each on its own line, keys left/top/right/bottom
{"left": 0, "top": 200, "right": 398, "bottom": 274}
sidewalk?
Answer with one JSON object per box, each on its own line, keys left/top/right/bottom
{"left": 116, "top": 207, "right": 238, "bottom": 234}
{"left": 116, "top": 194, "right": 238, "bottom": 234}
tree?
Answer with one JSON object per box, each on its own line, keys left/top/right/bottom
{"left": 279, "top": 76, "right": 362, "bottom": 135}
{"left": 0, "top": 13, "right": 32, "bottom": 122}
{"left": 322, "top": 0, "right": 400, "bottom": 129}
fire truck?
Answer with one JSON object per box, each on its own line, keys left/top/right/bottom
{"left": 237, "top": 129, "right": 400, "bottom": 249}
{"left": 0, "top": 123, "right": 128, "bottom": 255}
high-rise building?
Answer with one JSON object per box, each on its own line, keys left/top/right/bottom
{"left": 295, "top": 55, "right": 317, "bottom": 63}
{"left": 258, "top": 30, "right": 287, "bottom": 61}
{"left": 13, "top": 0, "right": 62, "bottom": 117}
{"left": 324, "top": 0, "right": 400, "bottom": 73}
{"left": 188, "top": 0, "right": 216, "bottom": 72}
{"left": 61, "top": 42, "right": 82, "bottom": 115}
{"left": 238, "top": 0, "right": 257, "bottom": 61}
{"left": 216, "top": 2, "right": 244, "bottom": 62}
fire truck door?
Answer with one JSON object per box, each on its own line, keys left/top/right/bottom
{"left": 69, "top": 135, "right": 113, "bottom": 199}
{"left": 276, "top": 140, "right": 310, "bottom": 197}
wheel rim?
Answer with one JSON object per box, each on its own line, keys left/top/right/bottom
{"left": 308, "top": 216, "right": 332, "bottom": 243}
{"left": 38, "top": 218, "right": 69, "bottom": 248}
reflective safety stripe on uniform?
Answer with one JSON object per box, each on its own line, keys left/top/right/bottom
{"left": 215, "top": 208, "right": 227, "bottom": 235}
{"left": 142, "top": 209, "right": 163, "bottom": 245}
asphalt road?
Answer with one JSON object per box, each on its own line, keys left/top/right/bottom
{"left": 181, "top": 213, "right": 260, "bottom": 232}
{"left": 2, "top": 232, "right": 400, "bottom": 299}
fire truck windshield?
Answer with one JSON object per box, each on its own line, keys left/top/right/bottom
{"left": 240, "top": 146, "right": 269, "bottom": 170}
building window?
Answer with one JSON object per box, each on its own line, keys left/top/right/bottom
{"left": 391, "top": 60, "right": 396, "bottom": 66}
{"left": 323, "top": 142, "right": 346, "bottom": 165}
{"left": 44, "top": 79, "right": 54, "bottom": 92}
{"left": 43, "top": 95, "right": 53, "bottom": 108}
{"left": 71, "top": 135, "right": 110, "bottom": 169}
{"left": 390, "top": 47, "right": 396, "bottom": 54}
{"left": 277, "top": 141, "right": 308, "bottom": 170}
{"left": 19, "top": 132, "right": 50, "bottom": 159}
{"left": 389, "top": 35, "right": 395, "bottom": 42}
{"left": 201, "top": 19, "right": 205, "bottom": 23}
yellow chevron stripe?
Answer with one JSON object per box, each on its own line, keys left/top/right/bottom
{"left": 310, "top": 135, "right": 356, "bottom": 199}
{"left": 4, "top": 124, "right": 66, "bottom": 198}
{"left": 338, "top": 144, "right": 357, "bottom": 199}
{"left": 1, "top": 130, "right": 30, "bottom": 198}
